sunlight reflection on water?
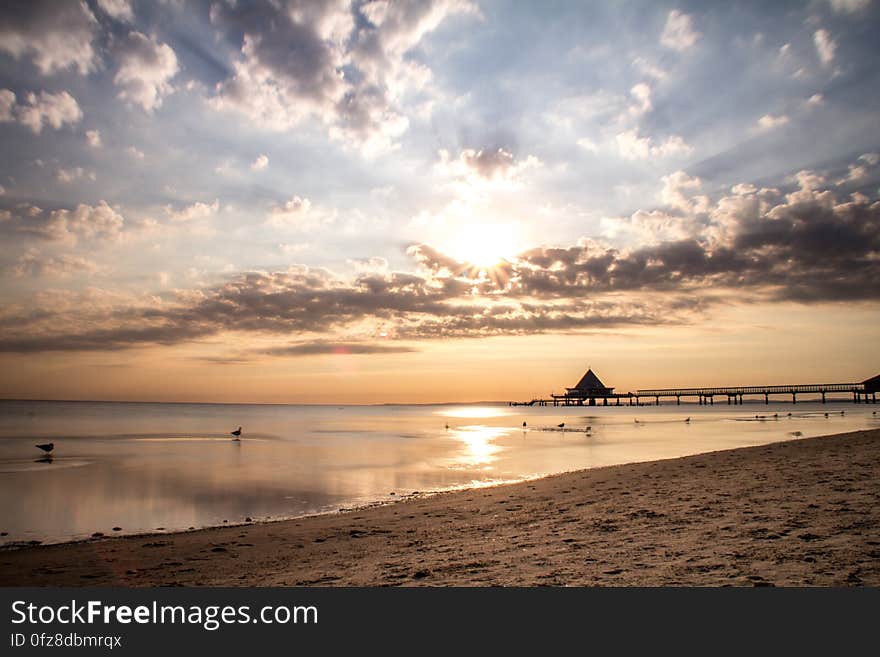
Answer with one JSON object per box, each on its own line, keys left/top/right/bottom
{"left": 448, "top": 425, "right": 508, "bottom": 466}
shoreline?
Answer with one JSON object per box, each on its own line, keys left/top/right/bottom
{"left": 1, "top": 428, "right": 878, "bottom": 586}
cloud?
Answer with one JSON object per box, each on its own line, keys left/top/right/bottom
{"left": 163, "top": 200, "right": 219, "bottom": 223}
{"left": 628, "top": 83, "right": 652, "bottom": 117}
{"left": 2, "top": 159, "right": 878, "bottom": 353}
{"left": 0, "top": 0, "right": 98, "bottom": 75}
{"left": 660, "top": 170, "right": 709, "bottom": 214}
{"left": 838, "top": 152, "right": 880, "bottom": 184}
{"left": 97, "top": 0, "right": 134, "bottom": 22}
{"left": 806, "top": 93, "right": 824, "bottom": 108}
{"left": 55, "top": 166, "right": 96, "bottom": 184}
{"left": 260, "top": 341, "right": 417, "bottom": 357}
{"left": 828, "top": 0, "right": 871, "bottom": 13}
{"left": 813, "top": 29, "right": 836, "bottom": 67}
{"left": 126, "top": 146, "right": 145, "bottom": 159}
{"left": 756, "top": 113, "right": 789, "bottom": 131}
{"left": 0, "top": 201, "right": 124, "bottom": 244}
{"left": 268, "top": 196, "right": 313, "bottom": 226}
{"left": 632, "top": 57, "right": 667, "bottom": 81}
{"left": 436, "top": 147, "right": 541, "bottom": 184}
{"left": 113, "top": 31, "right": 179, "bottom": 111}
{"left": 615, "top": 129, "right": 692, "bottom": 160}
{"left": 10, "top": 250, "right": 103, "bottom": 278}
{"left": 660, "top": 10, "right": 700, "bottom": 51}
{"left": 86, "top": 129, "right": 102, "bottom": 147}
{"left": 0, "top": 89, "right": 14, "bottom": 121}
{"left": 209, "top": 0, "right": 478, "bottom": 154}
{"left": 250, "top": 154, "right": 269, "bottom": 171}
{"left": 0, "top": 89, "right": 82, "bottom": 134}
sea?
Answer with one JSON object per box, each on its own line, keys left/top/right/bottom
{"left": 0, "top": 399, "right": 877, "bottom": 545}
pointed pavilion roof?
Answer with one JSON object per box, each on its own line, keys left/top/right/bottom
{"left": 571, "top": 368, "right": 609, "bottom": 391}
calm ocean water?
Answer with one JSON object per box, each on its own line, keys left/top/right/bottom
{"left": 0, "top": 399, "right": 877, "bottom": 544}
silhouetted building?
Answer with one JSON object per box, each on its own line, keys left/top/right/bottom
{"left": 549, "top": 368, "right": 620, "bottom": 406}
{"left": 565, "top": 369, "right": 614, "bottom": 397}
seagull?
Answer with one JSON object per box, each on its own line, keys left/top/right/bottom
{"left": 684, "top": 417, "right": 691, "bottom": 423}
{"left": 231, "top": 427, "right": 242, "bottom": 441}
{"left": 840, "top": 411, "right": 845, "bottom": 416}
{"left": 522, "top": 421, "right": 527, "bottom": 428}
{"left": 634, "top": 419, "right": 640, "bottom": 424}
{"left": 35, "top": 442, "right": 54, "bottom": 454}
{"left": 445, "top": 423, "right": 450, "bottom": 430}
{"left": 557, "top": 423, "right": 565, "bottom": 429}
{"left": 824, "top": 412, "right": 829, "bottom": 418}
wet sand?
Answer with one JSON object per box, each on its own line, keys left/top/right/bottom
{"left": 1, "top": 428, "right": 878, "bottom": 586}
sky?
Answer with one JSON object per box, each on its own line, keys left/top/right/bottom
{"left": 0, "top": 0, "right": 878, "bottom": 403}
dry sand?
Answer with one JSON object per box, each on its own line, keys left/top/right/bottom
{"left": 2, "top": 429, "right": 878, "bottom": 587}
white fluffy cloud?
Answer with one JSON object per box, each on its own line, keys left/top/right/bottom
{"left": 0, "top": 0, "right": 98, "bottom": 75}
{"left": 114, "top": 31, "right": 179, "bottom": 112}
{"left": 628, "top": 83, "right": 652, "bottom": 117}
{"left": 660, "top": 170, "right": 710, "bottom": 214}
{"left": 55, "top": 167, "right": 96, "bottom": 184}
{"left": 813, "top": 29, "right": 836, "bottom": 67}
{"left": 86, "top": 129, "right": 102, "bottom": 147}
{"left": 828, "top": 0, "right": 871, "bottom": 13}
{"left": 250, "top": 154, "right": 269, "bottom": 171}
{"left": 756, "top": 113, "right": 789, "bottom": 131}
{"left": 268, "top": 196, "right": 313, "bottom": 226}
{"left": 1, "top": 201, "right": 124, "bottom": 244}
{"left": 210, "top": 0, "right": 479, "bottom": 154}
{"left": 0, "top": 89, "right": 83, "bottom": 134}
{"left": 97, "top": 0, "right": 134, "bottom": 22}
{"left": 163, "top": 200, "right": 219, "bottom": 223}
{"left": 615, "top": 129, "right": 692, "bottom": 160}
{"left": 660, "top": 10, "right": 700, "bottom": 51}
{"left": 11, "top": 250, "right": 103, "bottom": 279}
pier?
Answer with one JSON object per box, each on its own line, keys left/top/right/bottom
{"left": 510, "top": 371, "right": 880, "bottom": 407}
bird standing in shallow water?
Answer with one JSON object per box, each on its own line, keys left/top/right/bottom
{"left": 36, "top": 442, "right": 53, "bottom": 454}
{"left": 231, "top": 427, "right": 242, "bottom": 441}
{"left": 557, "top": 423, "right": 565, "bottom": 430}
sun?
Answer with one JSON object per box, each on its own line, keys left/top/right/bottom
{"left": 444, "top": 223, "right": 521, "bottom": 268}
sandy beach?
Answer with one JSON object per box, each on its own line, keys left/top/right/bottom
{"left": 1, "top": 428, "right": 878, "bottom": 587}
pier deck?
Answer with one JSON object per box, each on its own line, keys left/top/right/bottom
{"left": 510, "top": 374, "right": 879, "bottom": 407}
